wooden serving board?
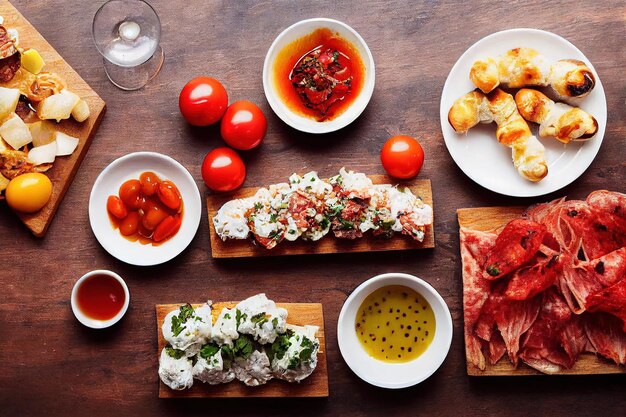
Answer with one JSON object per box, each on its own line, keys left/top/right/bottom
{"left": 1, "top": 0, "right": 106, "bottom": 237}
{"left": 458, "top": 206, "right": 626, "bottom": 376}
{"left": 207, "top": 176, "right": 434, "bottom": 258}
{"left": 156, "top": 302, "right": 328, "bottom": 398}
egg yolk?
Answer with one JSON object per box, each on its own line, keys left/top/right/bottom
{"left": 6, "top": 173, "right": 53, "bottom": 213}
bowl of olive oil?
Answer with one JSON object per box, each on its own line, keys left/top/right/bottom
{"left": 337, "top": 273, "right": 453, "bottom": 388}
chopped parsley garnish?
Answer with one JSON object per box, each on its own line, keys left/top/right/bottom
{"left": 251, "top": 312, "right": 269, "bottom": 327}
{"left": 199, "top": 343, "right": 221, "bottom": 360}
{"left": 288, "top": 336, "right": 315, "bottom": 369}
{"left": 268, "top": 332, "right": 292, "bottom": 362}
{"left": 339, "top": 219, "right": 354, "bottom": 229}
{"left": 235, "top": 309, "right": 248, "bottom": 328}
{"left": 254, "top": 202, "right": 263, "bottom": 210}
{"left": 310, "top": 177, "right": 315, "bottom": 182}
{"left": 486, "top": 264, "right": 500, "bottom": 277}
{"left": 224, "top": 313, "right": 231, "bottom": 320}
{"left": 165, "top": 345, "right": 186, "bottom": 360}
{"left": 270, "top": 213, "right": 278, "bottom": 223}
{"left": 328, "top": 204, "right": 344, "bottom": 217}
{"left": 171, "top": 304, "right": 195, "bottom": 337}
{"left": 272, "top": 317, "right": 279, "bottom": 329}
{"left": 319, "top": 217, "right": 330, "bottom": 229}
{"left": 288, "top": 229, "right": 296, "bottom": 235}
{"left": 381, "top": 220, "right": 395, "bottom": 231}
{"left": 233, "top": 335, "right": 254, "bottom": 359}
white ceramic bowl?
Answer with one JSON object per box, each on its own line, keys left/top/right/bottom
{"left": 263, "top": 18, "right": 375, "bottom": 134}
{"left": 337, "top": 273, "right": 453, "bottom": 389}
{"left": 71, "top": 269, "right": 130, "bottom": 329}
{"left": 89, "top": 152, "right": 201, "bottom": 266}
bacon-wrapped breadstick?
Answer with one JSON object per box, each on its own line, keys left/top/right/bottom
{"left": 515, "top": 88, "right": 598, "bottom": 144}
{"left": 448, "top": 88, "right": 548, "bottom": 182}
{"left": 469, "top": 47, "right": 595, "bottom": 99}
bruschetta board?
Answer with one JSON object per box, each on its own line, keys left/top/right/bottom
{"left": 207, "top": 176, "right": 434, "bottom": 258}
{"left": 156, "top": 302, "right": 329, "bottom": 398}
{"left": 458, "top": 206, "right": 626, "bottom": 376}
{"left": 0, "top": 0, "right": 106, "bottom": 237}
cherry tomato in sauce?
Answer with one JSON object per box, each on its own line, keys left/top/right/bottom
{"left": 220, "top": 100, "right": 267, "bottom": 150}
{"left": 107, "top": 195, "right": 127, "bottom": 219}
{"left": 380, "top": 135, "right": 425, "bottom": 179}
{"left": 153, "top": 215, "right": 182, "bottom": 242}
{"left": 119, "top": 179, "right": 143, "bottom": 210}
{"left": 201, "top": 147, "right": 246, "bottom": 192}
{"left": 157, "top": 180, "right": 182, "bottom": 211}
{"left": 142, "top": 199, "right": 170, "bottom": 231}
{"left": 120, "top": 211, "right": 140, "bottom": 236}
{"left": 179, "top": 77, "right": 228, "bottom": 126}
{"left": 139, "top": 171, "right": 160, "bottom": 196}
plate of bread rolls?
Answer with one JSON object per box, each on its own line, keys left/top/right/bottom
{"left": 440, "top": 28, "right": 606, "bottom": 197}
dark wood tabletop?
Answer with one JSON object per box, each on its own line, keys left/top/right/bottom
{"left": 2, "top": 0, "right": 625, "bottom": 416}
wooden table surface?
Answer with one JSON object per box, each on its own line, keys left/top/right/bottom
{"left": 1, "top": 0, "right": 625, "bottom": 416}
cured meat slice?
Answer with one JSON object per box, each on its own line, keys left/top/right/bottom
{"left": 484, "top": 219, "right": 547, "bottom": 279}
{"left": 586, "top": 278, "right": 626, "bottom": 331}
{"left": 520, "top": 290, "right": 587, "bottom": 373}
{"left": 587, "top": 190, "right": 626, "bottom": 221}
{"left": 491, "top": 291, "right": 541, "bottom": 365}
{"left": 487, "top": 331, "right": 507, "bottom": 365}
{"left": 584, "top": 313, "right": 626, "bottom": 365}
{"left": 460, "top": 228, "right": 497, "bottom": 370}
{"left": 560, "top": 247, "right": 626, "bottom": 314}
{"left": 505, "top": 245, "right": 562, "bottom": 300}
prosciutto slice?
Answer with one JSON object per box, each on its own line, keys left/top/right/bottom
{"left": 460, "top": 228, "right": 497, "bottom": 370}
{"left": 560, "top": 247, "right": 626, "bottom": 314}
{"left": 586, "top": 278, "right": 626, "bottom": 331}
{"left": 584, "top": 313, "right": 626, "bottom": 365}
{"left": 520, "top": 290, "right": 587, "bottom": 373}
{"left": 505, "top": 245, "right": 562, "bottom": 300}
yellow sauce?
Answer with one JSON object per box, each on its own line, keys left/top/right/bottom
{"left": 355, "top": 285, "right": 435, "bottom": 363}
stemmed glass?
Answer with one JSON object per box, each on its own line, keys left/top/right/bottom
{"left": 92, "top": 0, "right": 164, "bottom": 90}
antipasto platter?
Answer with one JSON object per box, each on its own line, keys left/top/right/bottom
{"left": 0, "top": 1, "right": 105, "bottom": 236}
{"left": 207, "top": 173, "right": 434, "bottom": 258}
{"left": 458, "top": 190, "right": 626, "bottom": 376}
{"left": 156, "top": 297, "right": 328, "bottom": 398}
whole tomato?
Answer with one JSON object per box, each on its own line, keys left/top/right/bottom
{"left": 380, "top": 135, "right": 425, "bottom": 179}
{"left": 201, "top": 147, "right": 246, "bottom": 192}
{"left": 179, "top": 77, "right": 228, "bottom": 126}
{"left": 220, "top": 100, "right": 267, "bottom": 150}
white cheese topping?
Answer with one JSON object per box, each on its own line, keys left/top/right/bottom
{"left": 158, "top": 348, "right": 193, "bottom": 390}
{"left": 235, "top": 294, "right": 287, "bottom": 344}
{"left": 161, "top": 303, "right": 213, "bottom": 357}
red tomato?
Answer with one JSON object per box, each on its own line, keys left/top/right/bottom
{"left": 139, "top": 171, "right": 160, "bottom": 196}
{"left": 201, "top": 147, "right": 246, "bottom": 192}
{"left": 119, "top": 179, "right": 143, "bottom": 210}
{"left": 179, "top": 77, "right": 228, "bottom": 126}
{"left": 380, "top": 135, "right": 425, "bottom": 179}
{"left": 157, "top": 180, "right": 182, "bottom": 211}
{"left": 153, "top": 214, "right": 182, "bottom": 242}
{"left": 142, "top": 200, "right": 170, "bottom": 231}
{"left": 220, "top": 100, "right": 267, "bottom": 150}
{"left": 120, "top": 211, "right": 140, "bottom": 236}
{"left": 107, "top": 195, "right": 127, "bottom": 219}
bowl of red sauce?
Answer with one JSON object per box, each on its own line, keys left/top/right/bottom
{"left": 71, "top": 270, "right": 130, "bottom": 329}
{"left": 263, "top": 18, "right": 375, "bottom": 134}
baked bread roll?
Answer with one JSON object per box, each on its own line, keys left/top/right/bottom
{"left": 448, "top": 88, "right": 548, "bottom": 182}
{"left": 515, "top": 88, "right": 598, "bottom": 144}
{"left": 470, "top": 47, "right": 595, "bottom": 99}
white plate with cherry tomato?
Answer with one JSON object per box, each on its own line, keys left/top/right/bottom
{"left": 89, "top": 152, "right": 201, "bottom": 266}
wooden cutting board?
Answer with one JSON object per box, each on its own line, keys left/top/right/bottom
{"left": 207, "top": 176, "right": 434, "bottom": 258}
{"left": 458, "top": 206, "right": 626, "bottom": 376}
{"left": 156, "top": 302, "right": 329, "bottom": 398}
{"left": 0, "top": 0, "right": 106, "bottom": 237}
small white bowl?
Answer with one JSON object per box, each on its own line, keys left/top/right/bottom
{"left": 89, "top": 152, "right": 202, "bottom": 266}
{"left": 71, "top": 270, "right": 130, "bottom": 329}
{"left": 337, "top": 273, "right": 453, "bottom": 389}
{"left": 263, "top": 18, "right": 375, "bottom": 134}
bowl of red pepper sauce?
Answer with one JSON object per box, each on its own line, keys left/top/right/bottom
{"left": 71, "top": 270, "right": 130, "bottom": 329}
{"left": 263, "top": 18, "right": 375, "bottom": 134}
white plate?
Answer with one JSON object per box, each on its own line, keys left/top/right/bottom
{"left": 337, "top": 273, "right": 453, "bottom": 389}
{"left": 440, "top": 28, "right": 606, "bottom": 197}
{"left": 263, "top": 18, "right": 375, "bottom": 134}
{"left": 89, "top": 152, "right": 201, "bottom": 266}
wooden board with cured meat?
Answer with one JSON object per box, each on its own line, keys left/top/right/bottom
{"left": 458, "top": 203, "right": 626, "bottom": 376}
{"left": 156, "top": 302, "right": 329, "bottom": 398}
{"left": 0, "top": 0, "right": 106, "bottom": 237}
{"left": 206, "top": 176, "right": 434, "bottom": 258}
